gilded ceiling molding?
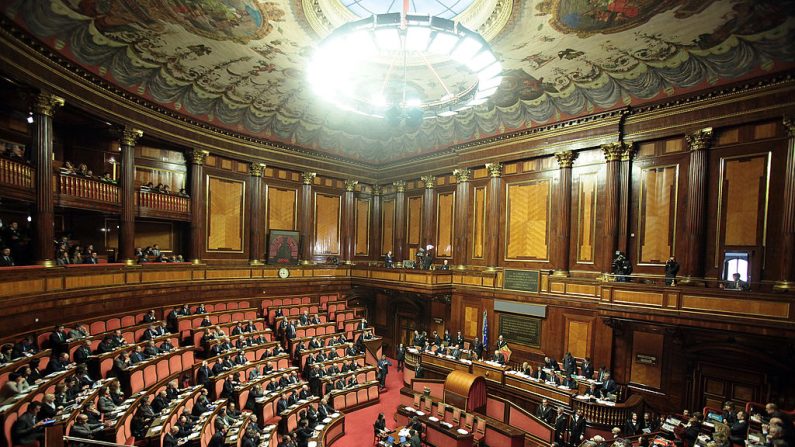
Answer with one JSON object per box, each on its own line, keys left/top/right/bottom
{"left": 344, "top": 179, "right": 358, "bottom": 192}
{"left": 32, "top": 92, "right": 64, "bottom": 117}
{"left": 554, "top": 151, "right": 577, "bottom": 169}
{"left": 249, "top": 162, "right": 266, "bottom": 177}
{"left": 186, "top": 149, "right": 209, "bottom": 166}
{"left": 421, "top": 175, "right": 436, "bottom": 189}
{"left": 120, "top": 127, "right": 143, "bottom": 147}
{"left": 685, "top": 128, "right": 714, "bottom": 151}
{"left": 301, "top": 172, "right": 317, "bottom": 185}
{"left": 393, "top": 181, "right": 407, "bottom": 193}
{"left": 601, "top": 142, "right": 626, "bottom": 162}
{"left": 453, "top": 168, "right": 472, "bottom": 183}
{"left": 485, "top": 162, "right": 503, "bottom": 178}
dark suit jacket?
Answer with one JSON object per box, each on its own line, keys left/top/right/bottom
{"left": 12, "top": 412, "right": 43, "bottom": 445}
{"left": 536, "top": 405, "right": 553, "bottom": 423}
{"left": 569, "top": 415, "right": 586, "bottom": 440}
{"left": 163, "top": 433, "right": 179, "bottom": 447}
{"left": 277, "top": 399, "right": 289, "bottom": 414}
{"left": 582, "top": 363, "right": 594, "bottom": 379}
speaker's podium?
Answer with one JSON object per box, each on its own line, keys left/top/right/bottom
{"left": 362, "top": 336, "right": 383, "bottom": 366}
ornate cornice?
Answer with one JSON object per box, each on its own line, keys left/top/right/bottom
{"left": 783, "top": 116, "right": 794, "bottom": 138}
{"left": 32, "top": 92, "right": 64, "bottom": 117}
{"left": 421, "top": 175, "right": 436, "bottom": 189}
{"left": 453, "top": 168, "right": 472, "bottom": 183}
{"left": 249, "top": 162, "right": 266, "bottom": 177}
{"left": 120, "top": 126, "right": 143, "bottom": 147}
{"left": 601, "top": 142, "right": 626, "bottom": 162}
{"left": 685, "top": 128, "right": 714, "bottom": 152}
{"left": 393, "top": 180, "right": 406, "bottom": 193}
{"left": 301, "top": 172, "right": 317, "bottom": 185}
{"left": 554, "top": 151, "right": 577, "bottom": 169}
{"left": 186, "top": 149, "right": 209, "bottom": 166}
{"left": 485, "top": 162, "right": 503, "bottom": 178}
{"left": 344, "top": 179, "right": 358, "bottom": 192}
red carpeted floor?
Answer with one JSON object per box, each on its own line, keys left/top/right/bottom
{"left": 333, "top": 359, "right": 403, "bottom": 447}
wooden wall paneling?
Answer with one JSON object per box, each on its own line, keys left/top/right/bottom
{"left": 313, "top": 192, "right": 341, "bottom": 256}
{"left": 564, "top": 316, "right": 593, "bottom": 359}
{"left": 206, "top": 175, "right": 245, "bottom": 252}
{"left": 436, "top": 191, "right": 454, "bottom": 258}
{"left": 134, "top": 165, "right": 186, "bottom": 191}
{"left": 629, "top": 331, "right": 664, "bottom": 390}
{"left": 355, "top": 197, "right": 370, "bottom": 256}
{"left": 472, "top": 185, "right": 486, "bottom": 260}
{"left": 504, "top": 179, "right": 551, "bottom": 262}
{"left": 637, "top": 165, "right": 679, "bottom": 265}
{"left": 381, "top": 198, "right": 395, "bottom": 255}
{"left": 575, "top": 171, "right": 598, "bottom": 266}
{"left": 407, "top": 195, "right": 423, "bottom": 259}
{"left": 267, "top": 186, "right": 297, "bottom": 231}
{"left": 105, "top": 219, "right": 178, "bottom": 253}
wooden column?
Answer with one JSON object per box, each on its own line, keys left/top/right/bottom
{"left": 248, "top": 162, "right": 266, "bottom": 265}
{"left": 370, "top": 185, "right": 382, "bottom": 262}
{"left": 186, "top": 149, "right": 209, "bottom": 264}
{"left": 299, "top": 172, "right": 316, "bottom": 264}
{"left": 342, "top": 179, "right": 358, "bottom": 263}
{"left": 775, "top": 117, "right": 795, "bottom": 292}
{"left": 453, "top": 168, "right": 472, "bottom": 268}
{"left": 421, "top": 175, "right": 436, "bottom": 253}
{"left": 393, "top": 181, "right": 406, "bottom": 261}
{"left": 485, "top": 162, "right": 502, "bottom": 270}
{"left": 618, "top": 144, "right": 635, "bottom": 254}
{"left": 31, "top": 92, "right": 64, "bottom": 266}
{"left": 118, "top": 126, "right": 142, "bottom": 265}
{"left": 681, "top": 128, "right": 713, "bottom": 281}
{"left": 601, "top": 143, "right": 624, "bottom": 274}
{"left": 553, "top": 151, "right": 576, "bottom": 276}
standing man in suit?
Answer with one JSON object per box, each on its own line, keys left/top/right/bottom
{"left": 729, "top": 411, "right": 748, "bottom": 446}
{"left": 665, "top": 256, "right": 680, "bottom": 286}
{"left": 377, "top": 355, "right": 392, "bottom": 389}
{"left": 472, "top": 337, "right": 484, "bottom": 360}
{"left": 569, "top": 408, "right": 586, "bottom": 446}
{"left": 396, "top": 343, "right": 406, "bottom": 371}
{"left": 536, "top": 399, "right": 554, "bottom": 423}
{"left": 384, "top": 251, "right": 394, "bottom": 268}
{"left": 49, "top": 325, "right": 69, "bottom": 355}
{"left": 581, "top": 358, "right": 594, "bottom": 379}
{"left": 554, "top": 407, "right": 567, "bottom": 446}
{"left": 455, "top": 331, "right": 465, "bottom": 349}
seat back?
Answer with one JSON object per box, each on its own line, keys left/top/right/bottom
{"left": 452, "top": 407, "right": 462, "bottom": 425}
{"left": 464, "top": 413, "right": 474, "bottom": 430}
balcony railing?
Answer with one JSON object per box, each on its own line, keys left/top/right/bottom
{"left": 137, "top": 191, "right": 190, "bottom": 214}
{"left": 57, "top": 174, "right": 120, "bottom": 204}
{"left": 0, "top": 157, "right": 33, "bottom": 190}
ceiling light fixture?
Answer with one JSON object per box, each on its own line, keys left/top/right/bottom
{"left": 307, "top": 2, "right": 502, "bottom": 124}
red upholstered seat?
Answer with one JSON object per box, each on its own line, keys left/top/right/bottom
{"left": 452, "top": 407, "right": 461, "bottom": 425}
{"left": 4, "top": 411, "right": 17, "bottom": 447}
{"left": 90, "top": 321, "right": 106, "bottom": 335}
{"left": 413, "top": 395, "right": 421, "bottom": 408}
{"left": 227, "top": 302, "right": 239, "bottom": 310}
{"left": 121, "top": 315, "right": 135, "bottom": 328}
{"left": 218, "top": 314, "right": 231, "bottom": 324}
{"left": 156, "top": 359, "right": 169, "bottom": 380}
{"left": 357, "top": 388, "right": 368, "bottom": 404}
{"left": 239, "top": 301, "right": 250, "bottom": 308}
{"left": 37, "top": 332, "right": 50, "bottom": 349}
{"left": 130, "top": 370, "right": 144, "bottom": 393}
{"left": 463, "top": 413, "right": 474, "bottom": 430}
{"left": 182, "top": 350, "right": 194, "bottom": 368}
{"left": 346, "top": 392, "right": 357, "bottom": 409}
{"left": 333, "top": 394, "right": 345, "bottom": 410}
{"left": 474, "top": 418, "right": 486, "bottom": 440}
{"left": 368, "top": 385, "right": 379, "bottom": 401}
{"left": 238, "top": 389, "right": 249, "bottom": 410}
{"left": 215, "top": 303, "right": 227, "bottom": 311}
{"left": 143, "top": 365, "right": 157, "bottom": 388}
{"left": 107, "top": 318, "right": 121, "bottom": 330}
{"left": 168, "top": 353, "right": 182, "bottom": 374}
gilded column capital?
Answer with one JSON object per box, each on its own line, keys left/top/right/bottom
{"left": 685, "top": 128, "right": 714, "bottom": 152}
{"left": 621, "top": 142, "right": 635, "bottom": 162}
{"left": 601, "top": 142, "right": 626, "bottom": 162}
{"left": 393, "top": 180, "right": 406, "bottom": 193}
{"left": 185, "top": 149, "right": 209, "bottom": 165}
{"left": 783, "top": 116, "right": 795, "bottom": 138}
{"left": 372, "top": 184, "right": 382, "bottom": 196}
{"left": 301, "top": 171, "right": 317, "bottom": 185}
{"left": 32, "top": 92, "right": 65, "bottom": 117}
{"left": 344, "top": 179, "right": 358, "bottom": 192}
{"left": 249, "top": 162, "right": 266, "bottom": 177}
{"left": 421, "top": 175, "right": 436, "bottom": 189}
{"left": 120, "top": 127, "right": 143, "bottom": 147}
{"left": 485, "top": 162, "right": 503, "bottom": 178}
{"left": 554, "top": 151, "right": 577, "bottom": 168}
{"left": 453, "top": 168, "right": 472, "bottom": 183}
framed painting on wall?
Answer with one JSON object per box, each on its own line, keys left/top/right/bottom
{"left": 267, "top": 230, "right": 300, "bottom": 265}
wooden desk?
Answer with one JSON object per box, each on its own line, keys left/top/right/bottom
{"left": 278, "top": 396, "right": 319, "bottom": 434}
{"left": 503, "top": 371, "right": 576, "bottom": 407}
{"left": 421, "top": 353, "right": 472, "bottom": 374}
{"left": 327, "top": 381, "right": 379, "bottom": 412}
{"left": 308, "top": 411, "right": 345, "bottom": 446}
{"left": 395, "top": 406, "right": 474, "bottom": 447}
{"left": 471, "top": 360, "right": 507, "bottom": 385}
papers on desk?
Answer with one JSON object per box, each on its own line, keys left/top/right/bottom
{"left": 151, "top": 426, "right": 163, "bottom": 433}
{"left": 440, "top": 422, "right": 453, "bottom": 429}
{"left": 457, "top": 429, "right": 469, "bottom": 435}
{"left": 188, "top": 432, "right": 200, "bottom": 440}
{"left": 308, "top": 442, "right": 318, "bottom": 447}
{"left": 428, "top": 417, "right": 439, "bottom": 422}
{"left": 331, "top": 413, "right": 340, "bottom": 417}
{"left": 315, "top": 425, "right": 325, "bottom": 430}
{"left": 323, "top": 418, "right": 332, "bottom": 424}
{"left": 404, "top": 406, "right": 416, "bottom": 412}
{"left": 416, "top": 411, "right": 425, "bottom": 416}
{"left": 595, "top": 399, "right": 615, "bottom": 406}
{"left": 575, "top": 395, "right": 591, "bottom": 400}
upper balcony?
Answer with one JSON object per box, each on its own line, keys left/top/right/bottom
{"left": 0, "top": 157, "right": 190, "bottom": 220}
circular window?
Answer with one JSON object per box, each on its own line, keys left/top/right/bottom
{"left": 342, "top": 0, "right": 476, "bottom": 19}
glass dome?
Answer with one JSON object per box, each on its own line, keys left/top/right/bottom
{"left": 342, "top": 0, "right": 475, "bottom": 19}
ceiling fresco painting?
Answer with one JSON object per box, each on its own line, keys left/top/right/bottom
{"left": 1, "top": 0, "right": 793, "bottom": 163}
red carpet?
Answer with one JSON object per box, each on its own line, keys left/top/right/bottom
{"left": 333, "top": 359, "right": 403, "bottom": 447}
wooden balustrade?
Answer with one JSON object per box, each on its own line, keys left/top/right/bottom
{"left": 56, "top": 174, "right": 120, "bottom": 210}
{"left": 572, "top": 394, "right": 644, "bottom": 428}
{"left": 137, "top": 191, "right": 190, "bottom": 219}
{"left": 0, "top": 157, "right": 33, "bottom": 189}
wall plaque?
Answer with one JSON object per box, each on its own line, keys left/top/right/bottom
{"left": 635, "top": 353, "right": 657, "bottom": 366}
{"left": 503, "top": 269, "right": 540, "bottom": 293}
{"left": 499, "top": 313, "right": 541, "bottom": 348}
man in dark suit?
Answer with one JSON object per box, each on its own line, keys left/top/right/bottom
{"left": 358, "top": 319, "right": 368, "bottom": 331}
{"left": 142, "top": 310, "right": 157, "bottom": 323}
{"left": 601, "top": 373, "right": 617, "bottom": 398}
{"left": 472, "top": 338, "right": 484, "bottom": 360}
{"left": 317, "top": 397, "right": 333, "bottom": 419}
{"left": 0, "top": 247, "right": 15, "bottom": 266}
{"left": 129, "top": 346, "right": 146, "bottom": 364}
{"left": 377, "top": 356, "right": 392, "bottom": 388}
{"left": 70, "top": 413, "right": 106, "bottom": 443}
{"left": 554, "top": 407, "right": 567, "bottom": 446}
{"left": 455, "top": 331, "right": 465, "bottom": 349}
{"left": 151, "top": 390, "right": 169, "bottom": 413}
{"left": 729, "top": 411, "right": 749, "bottom": 445}
{"left": 285, "top": 321, "right": 297, "bottom": 340}
{"left": 581, "top": 358, "right": 594, "bottom": 379}
{"left": 46, "top": 352, "right": 71, "bottom": 374}
{"left": 49, "top": 325, "right": 69, "bottom": 355}
{"left": 536, "top": 399, "right": 554, "bottom": 423}
{"left": 163, "top": 426, "right": 180, "bottom": 447}
{"left": 196, "top": 361, "right": 212, "bottom": 388}
{"left": 74, "top": 341, "right": 92, "bottom": 364}
{"left": 12, "top": 402, "right": 45, "bottom": 446}
{"left": 569, "top": 409, "right": 586, "bottom": 446}
{"left": 141, "top": 325, "right": 159, "bottom": 341}
{"left": 396, "top": 344, "right": 406, "bottom": 371}
{"left": 276, "top": 393, "right": 289, "bottom": 414}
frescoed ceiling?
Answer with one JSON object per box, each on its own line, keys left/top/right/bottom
{"left": 1, "top": 0, "right": 793, "bottom": 164}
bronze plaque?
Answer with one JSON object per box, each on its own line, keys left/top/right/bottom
{"left": 499, "top": 313, "right": 541, "bottom": 348}
{"left": 503, "top": 269, "right": 540, "bottom": 292}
